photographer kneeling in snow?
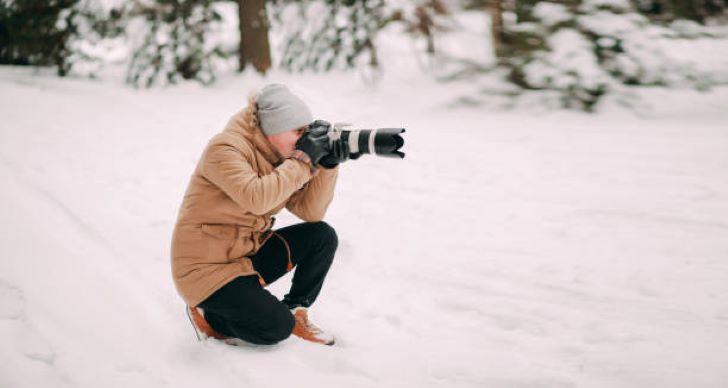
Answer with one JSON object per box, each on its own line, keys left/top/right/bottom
{"left": 171, "top": 84, "right": 349, "bottom": 346}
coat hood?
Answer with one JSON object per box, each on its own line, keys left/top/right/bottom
{"left": 224, "top": 94, "right": 284, "bottom": 166}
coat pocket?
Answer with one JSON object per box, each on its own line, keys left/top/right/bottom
{"left": 200, "top": 223, "right": 255, "bottom": 261}
{"left": 201, "top": 224, "right": 237, "bottom": 262}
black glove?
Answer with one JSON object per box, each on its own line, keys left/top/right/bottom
{"left": 294, "top": 129, "right": 329, "bottom": 166}
{"left": 319, "top": 139, "right": 350, "bottom": 169}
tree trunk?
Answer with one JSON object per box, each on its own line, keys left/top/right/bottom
{"left": 488, "top": 0, "right": 506, "bottom": 62}
{"left": 414, "top": 5, "right": 435, "bottom": 54}
{"left": 238, "top": 0, "right": 271, "bottom": 74}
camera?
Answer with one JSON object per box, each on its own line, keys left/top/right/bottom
{"left": 308, "top": 120, "right": 406, "bottom": 159}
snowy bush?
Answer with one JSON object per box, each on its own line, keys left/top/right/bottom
{"left": 63, "top": 1, "right": 127, "bottom": 78}
{"left": 0, "top": 0, "right": 121, "bottom": 77}
{"left": 269, "top": 0, "right": 452, "bottom": 72}
{"left": 521, "top": 29, "right": 611, "bottom": 110}
{"left": 125, "top": 0, "right": 231, "bottom": 87}
{"left": 498, "top": 0, "right": 728, "bottom": 110}
{"left": 270, "top": 0, "right": 390, "bottom": 72}
{"left": 532, "top": 2, "right": 572, "bottom": 28}
{"left": 579, "top": 7, "right": 728, "bottom": 89}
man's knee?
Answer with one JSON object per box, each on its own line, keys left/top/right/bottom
{"left": 249, "top": 309, "right": 295, "bottom": 345}
{"left": 309, "top": 221, "right": 338, "bottom": 251}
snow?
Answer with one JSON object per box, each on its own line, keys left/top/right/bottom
{"left": 2, "top": 14, "right": 728, "bottom": 385}
{"left": 533, "top": 2, "right": 572, "bottom": 27}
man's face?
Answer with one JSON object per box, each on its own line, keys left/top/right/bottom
{"left": 266, "top": 126, "right": 306, "bottom": 157}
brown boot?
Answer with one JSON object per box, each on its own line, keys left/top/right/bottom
{"left": 291, "top": 307, "right": 335, "bottom": 346}
{"left": 186, "top": 305, "right": 228, "bottom": 341}
{"left": 186, "top": 306, "right": 251, "bottom": 346}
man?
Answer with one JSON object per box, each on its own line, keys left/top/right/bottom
{"left": 171, "top": 84, "right": 347, "bottom": 346}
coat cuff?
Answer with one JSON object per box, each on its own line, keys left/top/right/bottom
{"left": 287, "top": 150, "right": 318, "bottom": 174}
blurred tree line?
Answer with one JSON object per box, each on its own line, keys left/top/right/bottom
{"left": 1, "top": 0, "right": 726, "bottom": 108}
{"left": 483, "top": 0, "right": 728, "bottom": 109}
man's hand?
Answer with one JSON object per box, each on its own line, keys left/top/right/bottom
{"left": 319, "top": 139, "right": 350, "bottom": 169}
{"left": 293, "top": 130, "right": 329, "bottom": 167}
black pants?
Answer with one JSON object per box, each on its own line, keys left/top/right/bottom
{"left": 199, "top": 221, "right": 338, "bottom": 345}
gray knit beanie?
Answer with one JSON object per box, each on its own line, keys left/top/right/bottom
{"left": 256, "top": 84, "right": 313, "bottom": 136}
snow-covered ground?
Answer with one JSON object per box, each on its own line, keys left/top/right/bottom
{"left": 1, "top": 64, "right": 727, "bottom": 388}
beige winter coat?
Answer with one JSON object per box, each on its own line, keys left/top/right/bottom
{"left": 171, "top": 97, "right": 338, "bottom": 307}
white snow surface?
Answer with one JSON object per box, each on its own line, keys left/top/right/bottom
{"left": 1, "top": 64, "right": 728, "bottom": 388}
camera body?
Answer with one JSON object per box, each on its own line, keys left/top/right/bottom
{"left": 307, "top": 120, "right": 406, "bottom": 159}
